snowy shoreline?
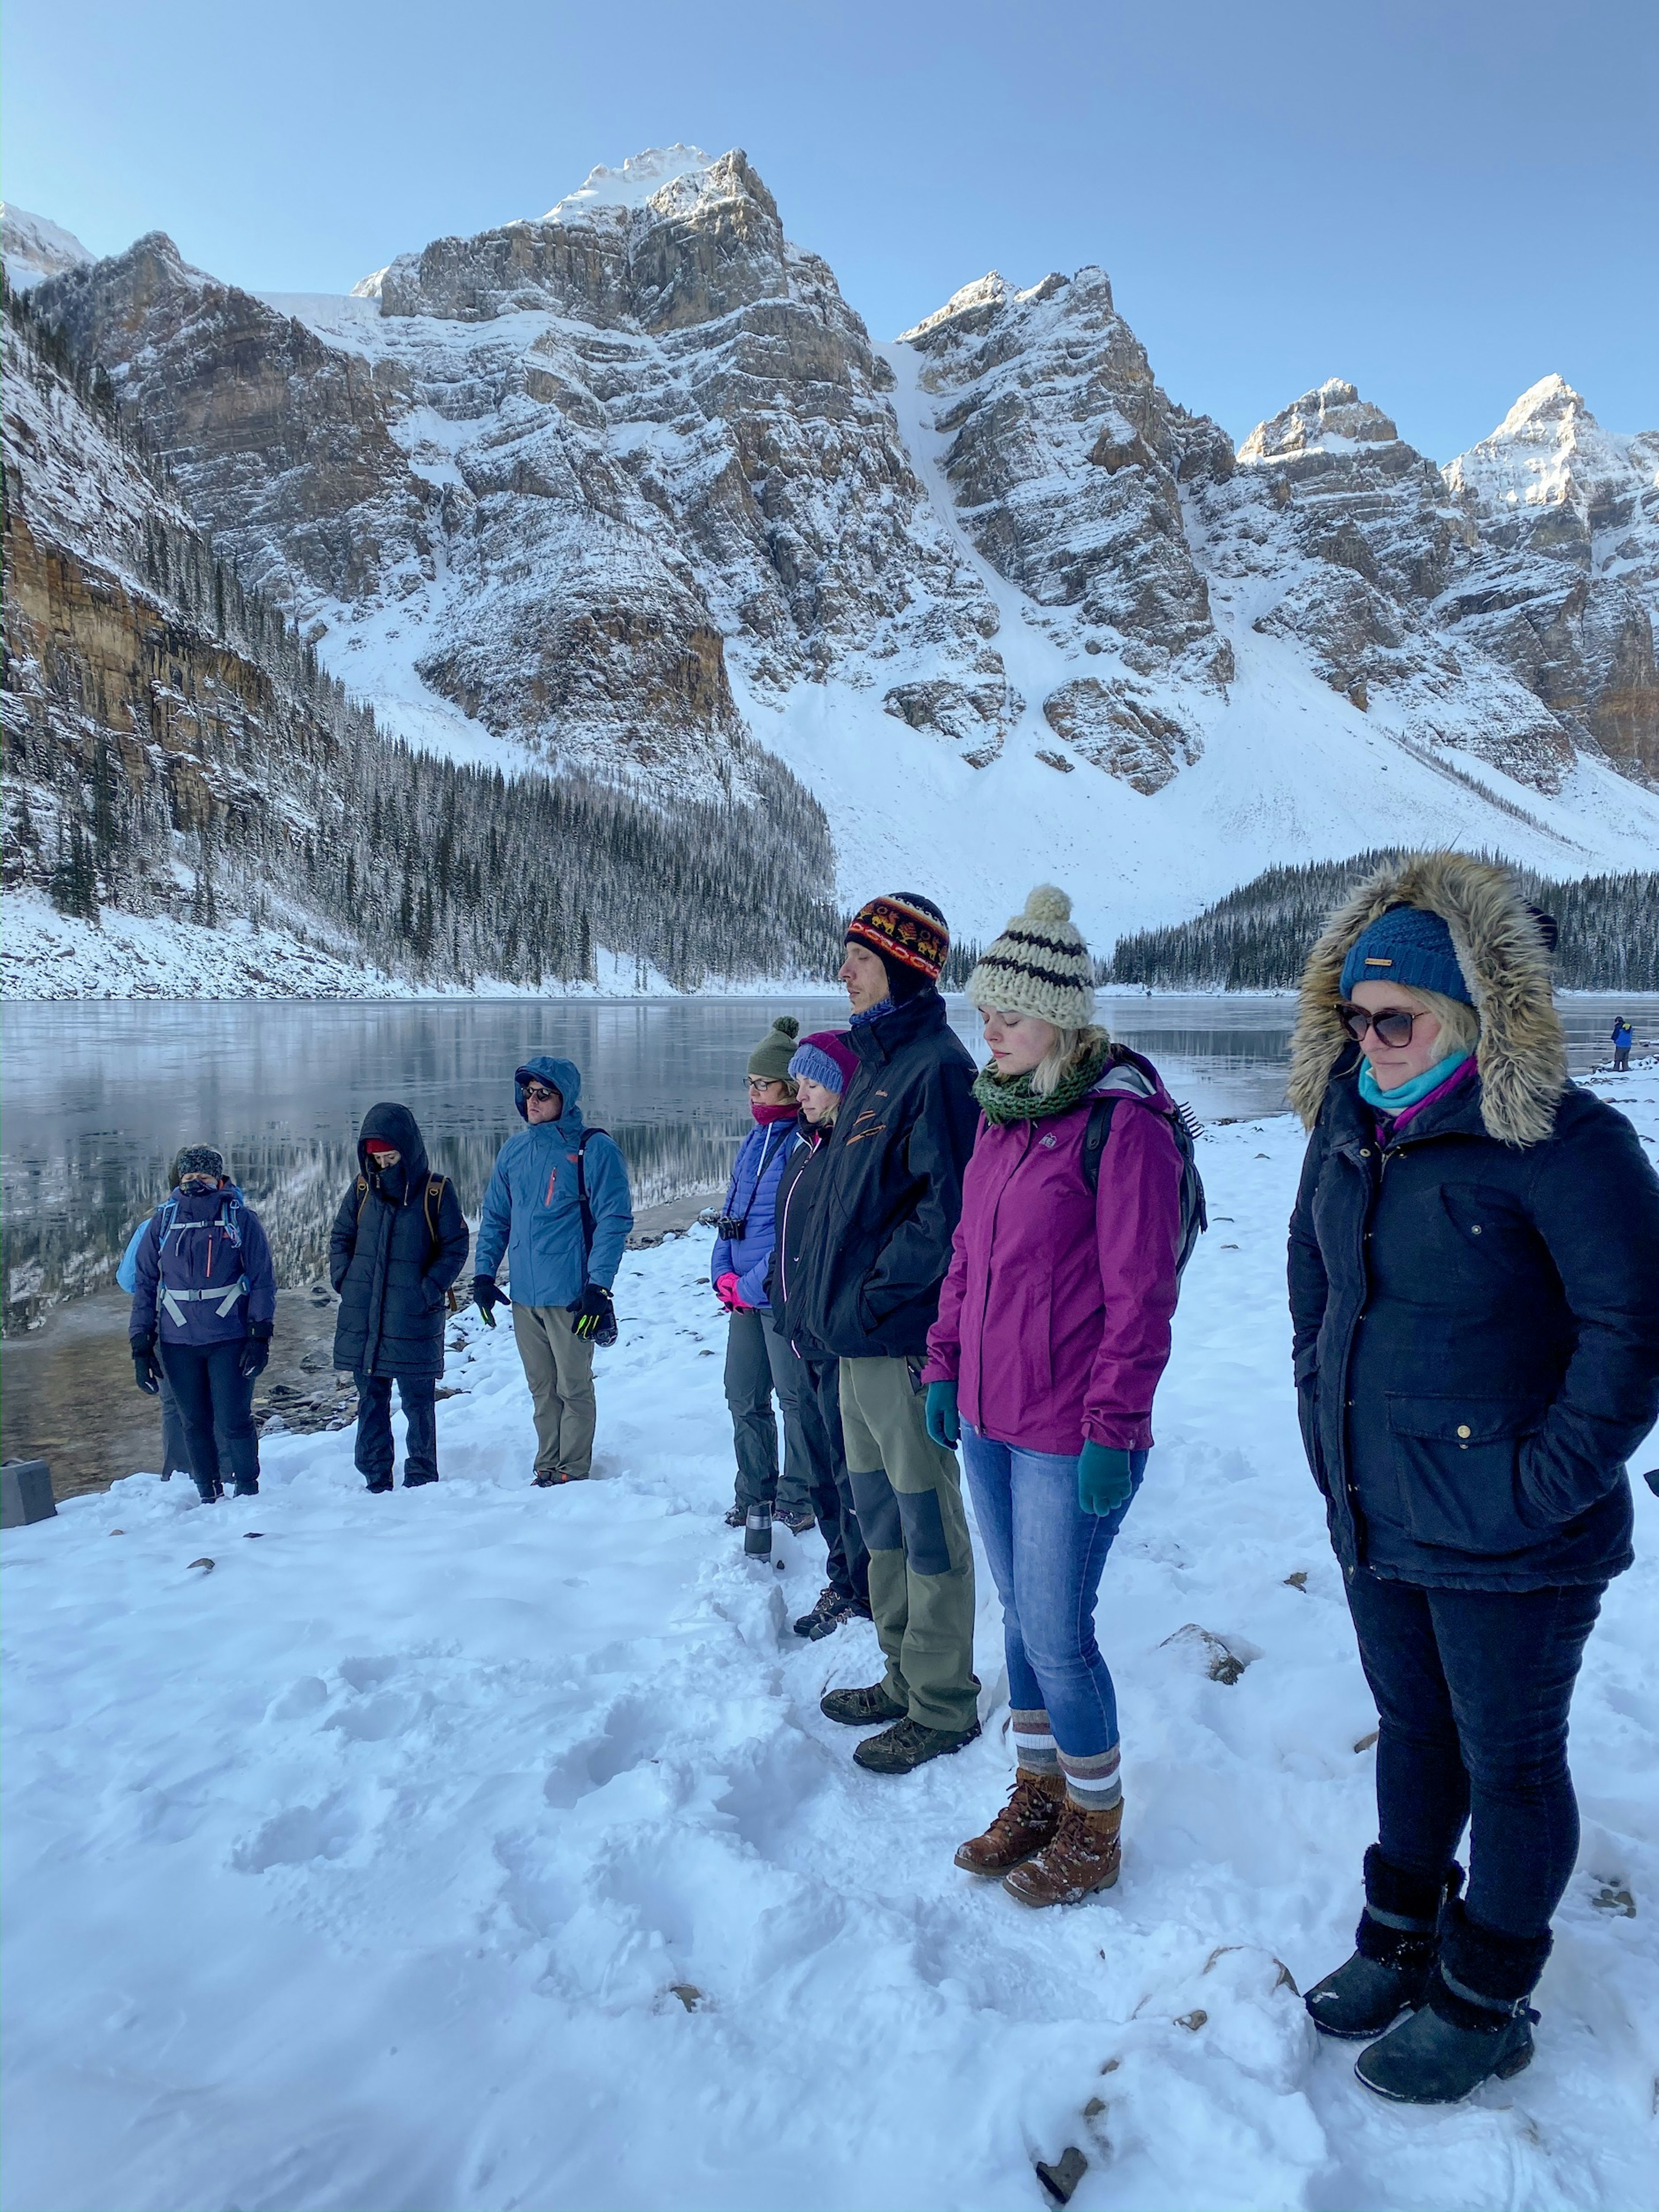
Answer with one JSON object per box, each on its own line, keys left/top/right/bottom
{"left": 3, "top": 1084, "right": 1656, "bottom": 2211}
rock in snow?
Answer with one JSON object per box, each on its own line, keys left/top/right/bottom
{"left": 10, "top": 146, "right": 1659, "bottom": 981}
{"left": 3, "top": 1092, "right": 1656, "bottom": 2209}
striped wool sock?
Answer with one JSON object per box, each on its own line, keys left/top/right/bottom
{"left": 1058, "top": 1742, "right": 1122, "bottom": 1813}
{"left": 1010, "top": 1708, "right": 1059, "bottom": 1778}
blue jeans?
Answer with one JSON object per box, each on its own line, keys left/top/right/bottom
{"left": 961, "top": 1424, "right": 1144, "bottom": 1760}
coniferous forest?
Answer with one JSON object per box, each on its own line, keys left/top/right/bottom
{"left": 1105, "top": 854, "right": 1659, "bottom": 992}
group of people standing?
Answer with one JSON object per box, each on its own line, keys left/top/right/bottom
{"left": 123, "top": 852, "right": 1659, "bottom": 2111}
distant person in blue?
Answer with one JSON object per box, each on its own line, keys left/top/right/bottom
{"left": 127, "top": 1146, "right": 277, "bottom": 1502}
{"left": 1611, "top": 1015, "right": 1633, "bottom": 1072}
{"left": 472, "top": 1058, "right": 632, "bottom": 1487}
{"left": 330, "top": 1103, "right": 470, "bottom": 1492}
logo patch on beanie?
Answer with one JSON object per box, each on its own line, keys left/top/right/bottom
{"left": 1364, "top": 957, "right": 1393, "bottom": 967}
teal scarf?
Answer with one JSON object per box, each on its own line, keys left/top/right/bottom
{"left": 973, "top": 1040, "right": 1111, "bottom": 1126}
{"left": 1358, "top": 1049, "right": 1472, "bottom": 1114}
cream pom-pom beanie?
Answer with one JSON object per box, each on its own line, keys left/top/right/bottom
{"left": 965, "top": 886, "right": 1097, "bottom": 1027}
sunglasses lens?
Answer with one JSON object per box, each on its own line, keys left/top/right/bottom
{"left": 1375, "top": 1012, "right": 1416, "bottom": 1046}
{"left": 1339, "top": 1007, "right": 1368, "bottom": 1040}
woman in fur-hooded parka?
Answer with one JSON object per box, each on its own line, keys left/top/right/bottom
{"left": 1287, "top": 850, "right": 1659, "bottom": 2102}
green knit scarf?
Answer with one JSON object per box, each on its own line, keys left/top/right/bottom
{"left": 973, "top": 1039, "right": 1112, "bottom": 1126}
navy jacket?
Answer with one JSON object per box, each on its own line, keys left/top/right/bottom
{"left": 474, "top": 1056, "right": 632, "bottom": 1307}
{"left": 711, "top": 1116, "right": 795, "bottom": 1309}
{"left": 130, "top": 1184, "right": 277, "bottom": 1350}
{"left": 767, "top": 1118, "right": 828, "bottom": 1348}
{"left": 785, "top": 992, "right": 979, "bottom": 1361}
{"left": 331, "top": 1103, "right": 470, "bottom": 1381}
{"left": 1288, "top": 1056, "right": 1659, "bottom": 1590}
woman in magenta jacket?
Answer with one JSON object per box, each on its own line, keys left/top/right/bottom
{"left": 922, "top": 887, "right": 1183, "bottom": 1906}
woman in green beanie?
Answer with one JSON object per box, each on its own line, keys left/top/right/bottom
{"left": 712, "top": 1016, "right": 815, "bottom": 1552}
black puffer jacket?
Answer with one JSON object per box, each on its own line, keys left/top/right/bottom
{"left": 331, "top": 1103, "right": 470, "bottom": 1381}
{"left": 1286, "top": 852, "right": 1659, "bottom": 1592}
{"left": 767, "top": 1118, "right": 828, "bottom": 1349}
{"left": 785, "top": 992, "right": 979, "bottom": 1360}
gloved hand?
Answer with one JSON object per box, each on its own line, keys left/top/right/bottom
{"left": 472, "top": 1275, "right": 506, "bottom": 1325}
{"left": 238, "top": 1329, "right": 271, "bottom": 1380}
{"left": 715, "top": 1271, "right": 748, "bottom": 1313}
{"left": 1078, "top": 1441, "right": 1135, "bottom": 1517}
{"left": 132, "top": 1339, "right": 162, "bottom": 1395}
{"left": 568, "top": 1283, "right": 615, "bottom": 1341}
{"left": 925, "top": 1379, "right": 960, "bottom": 1449}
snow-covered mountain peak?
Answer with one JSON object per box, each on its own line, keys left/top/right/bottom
{"left": 541, "top": 144, "right": 715, "bottom": 224}
{"left": 1443, "top": 374, "right": 1657, "bottom": 533}
{"left": 2, "top": 202, "right": 93, "bottom": 290}
{"left": 1238, "top": 379, "right": 1401, "bottom": 463}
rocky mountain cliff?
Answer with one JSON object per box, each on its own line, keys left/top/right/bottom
{"left": 8, "top": 158, "right": 1659, "bottom": 972}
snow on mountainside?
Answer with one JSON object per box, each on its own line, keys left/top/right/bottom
{"left": 19, "top": 152, "right": 1659, "bottom": 970}
{"left": 1, "top": 202, "right": 93, "bottom": 289}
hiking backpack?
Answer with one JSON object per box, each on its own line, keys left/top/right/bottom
{"left": 1078, "top": 1059, "right": 1208, "bottom": 1284}
{"left": 572, "top": 1127, "right": 620, "bottom": 1347}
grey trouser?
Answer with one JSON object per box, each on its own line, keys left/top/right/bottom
{"left": 724, "top": 1307, "right": 812, "bottom": 1513}
{"left": 839, "top": 1355, "right": 978, "bottom": 1732}
{"left": 513, "top": 1303, "right": 597, "bottom": 1478}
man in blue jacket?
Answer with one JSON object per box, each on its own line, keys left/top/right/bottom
{"left": 473, "top": 1057, "right": 632, "bottom": 1486}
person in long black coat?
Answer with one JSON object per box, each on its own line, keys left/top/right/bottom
{"left": 331, "top": 1103, "right": 470, "bottom": 1490}
{"left": 1286, "top": 852, "right": 1659, "bottom": 2105}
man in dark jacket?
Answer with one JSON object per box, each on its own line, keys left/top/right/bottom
{"left": 788, "top": 893, "right": 982, "bottom": 1774}
{"left": 331, "top": 1103, "right": 470, "bottom": 1491}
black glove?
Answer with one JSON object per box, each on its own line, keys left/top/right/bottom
{"left": 472, "top": 1275, "right": 507, "bottom": 1324}
{"left": 132, "top": 1340, "right": 162, "bottom": 1395}
{"left": 567, "top": 1283, "right": 615, "bottom": 1341}
{"left": 238, "top": 1328, "right": 271, "bottom": 1380}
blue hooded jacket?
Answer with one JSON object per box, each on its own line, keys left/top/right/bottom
{"left": 711, "top": 1117, "right": 795, "bottom": 1309}
{"left": 474, "top": 1056, "right": 633, "bottom": 1308}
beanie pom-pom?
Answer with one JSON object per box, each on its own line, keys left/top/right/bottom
{"left": 774, "top": 1015, "right": 801, "bottom": 1040}
{"left": 1023, "top": 884, "right": 1072, "bottom": 926}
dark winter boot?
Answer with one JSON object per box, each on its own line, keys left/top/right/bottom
{"left": 1354, "top": 1903, "right": 1548, "bottom": 2104}
{"left": 1305, "top": 1848, "right": 1463, "bottom": 2040}
{"left": 194, "top": 1477, "right": 224, "bottom": 1504}
{"left": 853, "top": 1714, "right": 982, "bottom": 1774}
{"left": 955, "top": 1771, "right": 1065, "bottom": 1874}
{"left": 820, "top": 1680, "right": 907, "bottom": 1727}
{"left": 777, "top": 1502, "right": 817, "bottom": 1536}
{"left": 232, "top": 1480, "right": 259, "bottom": 1498}
{"left": 364, "top": 1478, "right": 394, "bottom": 1494}
{"left": 744, "top": 1505, "right": 773, "bottom": 1557}
{"left": 723, "top": 1502, "right": 746, "bottom": 1529}
{"left": 1002, "top": 1800, "right": 1122, "bottom": 1904}
{"left": 794, "top": 1586, "right": 847, "bottom": 1638}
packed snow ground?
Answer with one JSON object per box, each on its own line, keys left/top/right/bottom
{"left": 4, "top": 1079, "right": 1657, "bottom": 2212}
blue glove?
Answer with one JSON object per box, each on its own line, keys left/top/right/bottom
{"left": 925, "top": 1380, "right": 960, "bottom": 1449}
{"left": 1078, "top": 1442, "right": 1135, "bottom": 1517}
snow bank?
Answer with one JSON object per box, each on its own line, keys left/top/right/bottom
{"left": 3, "top": 1084, "right": 1656, "bottom": 2211}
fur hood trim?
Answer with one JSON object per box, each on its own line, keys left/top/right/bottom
{"left": 1288, "top": 852, "right": 1566, "bottom": 1147}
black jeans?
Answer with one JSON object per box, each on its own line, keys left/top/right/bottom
{"left": 354, "top": 1373, "right": 438, "bottom": 1487}
{"left": 795, "top": 1349, "right": 869, "bottom": 1604}
{"left": 160, "top": 1341, "right": 260, "bottom": 1498}
{"left": 1346, "top": 1568, "right": 1604, "bottom": 1939}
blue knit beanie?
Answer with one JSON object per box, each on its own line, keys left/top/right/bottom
{"left": 1340, "top": 904, "right": 1473, "bottom": 1004}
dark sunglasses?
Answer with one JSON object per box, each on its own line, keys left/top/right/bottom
{"left": 1338, "top": 1003, "right": 1423, "bottom": 1047}
{"left": 524, "top": 1081, "right": 561, "bottom": 1102}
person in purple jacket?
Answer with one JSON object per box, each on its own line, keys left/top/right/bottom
{"left": 129, "top": 1145, "right": 278, "bottom": 1502}
{"left": 922, "top": 887, "right": 1183, "bottom": 1906}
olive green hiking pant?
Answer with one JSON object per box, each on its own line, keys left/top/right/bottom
{"left": 838, "top": 1355, "right": 978, "bottom": 1733}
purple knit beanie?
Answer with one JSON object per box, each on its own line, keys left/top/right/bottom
{"left": 789, "top": 1030, "right": 858, "bottom": 1093}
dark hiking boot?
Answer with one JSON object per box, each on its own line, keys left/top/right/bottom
{"left": 1003, "top": 1801, "right": 1122, "bottom": 1904}
{"left": 955, "top": 1772, "right": 1065, "bottom": 1874}
{"left": 853, "top": 1715, "right": 982, "bottom": 1774}
{"left": 777, "top": 1502, "right": 817, "bottom": 1536}
{"left": 533, "top": 1468, "right": 588, "bottom": 1487}
{"left": 364, "top": 1479, "right": 394, "bottom": 1494}
{"left": 724, "top": 1503, "right": 746, "bottom": 1529}
{"left": 794, "top": 1586, "right": 849, "bottom": 1638}
{"left": 1356, "top": 1901, "right": 1549, "bottom": 2104}
{"left": 820, "top": 1681, "right": 908, "bottom": 1727}
{"left": 1306, "top": 1850, "right": 1462, "bottom": 2040}
{"left": 402, "top": 1474, "right": 438, "bottom": 1487}
{"left": 194, "top": 1480, "right": 224, "bottom": 1504}
{"left": 1355, "top": 1974, "right": 1536, "bottom": 2103}
{"left": 744, "top": 1506, "right": 773, "bottom": 1557}
{"left": 232, "top": 1481, "right": 259, "bottom": 1498}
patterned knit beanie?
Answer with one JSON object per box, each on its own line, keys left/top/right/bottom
{"left": 1339, "top": 904, "right": 1474, "bottom": 1005}
{"left": 966, "top": 886, "right": 1097, "bottom": 1027}
{"left": 788, "top": 1030, "right": 858, "bottom": 1093}
{"left": 845, "top": 893, "right": 949, "bottom": 992}
{"left": 747, "top": 1015, "right": 801, "bottom": 1082}
{"left": 174, "top": 1144, "right": 225, "bottom": 1181}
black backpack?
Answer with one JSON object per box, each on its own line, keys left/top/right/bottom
{"left": 573, "top": 1127, "right": 620, "bottom": 1348}
{"left": 1078, "top": 1058, "right": 1208, "bottom": 1285}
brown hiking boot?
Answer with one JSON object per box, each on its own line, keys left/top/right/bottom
{"left": 1002, "top": 1800, "right": 1123, "bottom": 1906}
{"left": 954, "top": 1772, "right": 1065, "bottom": 1875}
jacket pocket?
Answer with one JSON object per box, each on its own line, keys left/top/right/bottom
{"left": 1386, "top": 1395, "right": 1547, "bottom": 1554}
{"left": 1296, "top": 1378, "right": 1327, "bottom": 1496}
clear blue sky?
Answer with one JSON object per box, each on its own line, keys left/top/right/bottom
{"left": 3, "top": 0, "right": 1653, "bottom": 460}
